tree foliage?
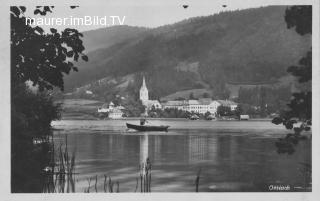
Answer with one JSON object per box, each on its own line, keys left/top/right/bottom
{"left": 148, "top": 107, "right": 189, "bottom": 118}
{"left": 272, "top": 6, "right": 312, "bottom": 155}
{"left": 11, "top": 6, "right": 87, "bottom": 192}
{"left": 122, "top": 99, "right": 145, "bottom": 117}
{"left": 238, "top": 86, "right": 292, "bottom": 115}
{"left": 11, "top": 6, "right": 88, "bottom": 91}
{"left": 284, "top": 6, "right": 312, "bottom": 35}
{"left": 217, "top": 105, "right": 232, "bottom": 116}
{"left": 272, "top": 6, "right": 312, "bottom": 132}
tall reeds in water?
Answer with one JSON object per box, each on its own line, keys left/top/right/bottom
{"left": 83, "top": 174, "right": 120, "bottom": 193}
{"left": 42, "top": 135, "right": 76, "bottom": 193}
{"left": 41, "top": 144, "right": 204, "bottom": 193}
{"left": 83, "top": 158, "right": 152, "bottom": 193}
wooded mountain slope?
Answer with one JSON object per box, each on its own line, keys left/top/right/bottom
{"left": 64, "top": 6, "right": 311, "bottom": 99}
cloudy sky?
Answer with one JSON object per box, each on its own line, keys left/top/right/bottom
{"left": 21, "top": 0, "right": 305, "bottom": 32}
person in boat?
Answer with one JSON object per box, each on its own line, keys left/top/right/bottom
{"left": 140, "top": 118, "right": 147, "bottom": 125}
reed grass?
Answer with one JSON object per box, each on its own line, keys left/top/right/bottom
{"left": 42, "top": 135, "right": 77, "bottom": 193}
{"left": 42, "top": 143, "right": 202, "bottom": 193}
{"left": 81, "top": 158, "right": 152, "bottom": 193}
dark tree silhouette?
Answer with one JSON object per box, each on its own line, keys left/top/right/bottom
{"left": 284, "top": 6, "right": 312, "bottom": 35}
{"left": 234, "top": 105, "right": 243, "bottom": 118}
{"left": 272, "top": 6, "right": 312, "bottom": 154}
{"left": 202, "top": 92, "right": 210, "bottom": 98}
{"left": 189, "top": 92, "right": 195, "bottom": 99}
{"left": 11, "top": 6, "right": 88, "bottom": 192}
{"left": 217, "top": 105, "right": 232, "bottom": 116}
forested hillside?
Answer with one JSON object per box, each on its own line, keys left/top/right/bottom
{"left": 64, "top": 6, "right": 311, "bottom": 100}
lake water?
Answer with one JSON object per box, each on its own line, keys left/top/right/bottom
{"left": 52, "top": 119, "right": 311, "bottom": 192}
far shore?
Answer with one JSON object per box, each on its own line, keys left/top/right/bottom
{"left": 59, "top": 116, "right": 273, "bottom": 121}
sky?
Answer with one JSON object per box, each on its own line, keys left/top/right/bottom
{"left": 21, "top": 0, "right": 304, "bottom": 32}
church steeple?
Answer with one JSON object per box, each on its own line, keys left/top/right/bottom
{"left": 140, "top": 76, "right": 149, "bottom": 102}
{"left": 142, "top": 76, "right": 146, "bottom": 88}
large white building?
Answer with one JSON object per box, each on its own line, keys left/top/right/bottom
{"left": 184, "top": 99, "right": 221, "bottom": 114}
{"left": 162, "top": 98, "right": 237, "bottom": 116}
{"left": 139, "top": 76, "right": 162, "bottom": 110}
{"left": 162, "top": 100, "right": 185, "bottom": 110}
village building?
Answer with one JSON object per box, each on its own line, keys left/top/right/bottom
{"left": 183, "top": 99, "right": 221, "bottom": 115}
{"left": 85, "top": 90, "right": 93, "bottom": 95}
{"left": 216, "top": 100, "right": 238, "bottom": 111}
{"left": 161, "top": 98, "right": 237, "bottom": 116}
{"left": 139, "top": 76, "right": 162, "bottom": 110}
{"left": 108, "top": 108, "right": 124, "bottom": 119}
{"left": 137, "top": 76, "right": 237, "bottom": 115}
{"left": 162, "top": 99, "right": 221, "bottom": 116}
{"left": 240, "top": 114, "right": 250, "bottom": 120}
{"left": 98, "top": 101, "right": 115, "bottom": 113}
{"left": 162, "top": 100, "right": 186, "bottom": 110}
{"left": 98, "top": 101, "right": 125, "bottom": 119}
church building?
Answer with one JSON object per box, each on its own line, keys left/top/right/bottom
{"left": 139, "top": 76, "right": 162, "bottom": 110}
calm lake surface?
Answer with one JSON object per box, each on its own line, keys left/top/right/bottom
{"left": 52, "top": 119, "right": 311, "bottom": 192}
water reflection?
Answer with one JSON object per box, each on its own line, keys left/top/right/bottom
{"left": 140, "top": 135, "right": 149, "bottom": 164}
{"left": 188, "top": 135, "right": 218, "bottom": 164}
{"left": 53, "top": 120, "right": 311, "bottom": 192}
{"left": 138, "top": 134, "right": 241, "bottom": 166}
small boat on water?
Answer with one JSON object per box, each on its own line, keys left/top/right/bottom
{"left": 126, "top": 123, "right": 169, "bottom": 132}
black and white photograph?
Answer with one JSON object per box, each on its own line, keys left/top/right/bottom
{"left": 1, "top": 0, "right": 319, "bottom": 199}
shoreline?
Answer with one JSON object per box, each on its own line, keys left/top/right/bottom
{"left": 58, "top": 116, "right": 273, "bottom": 121}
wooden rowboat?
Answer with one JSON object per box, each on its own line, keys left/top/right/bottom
{"left": 126, "top": 123, "right": 169, "bottom": 132}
